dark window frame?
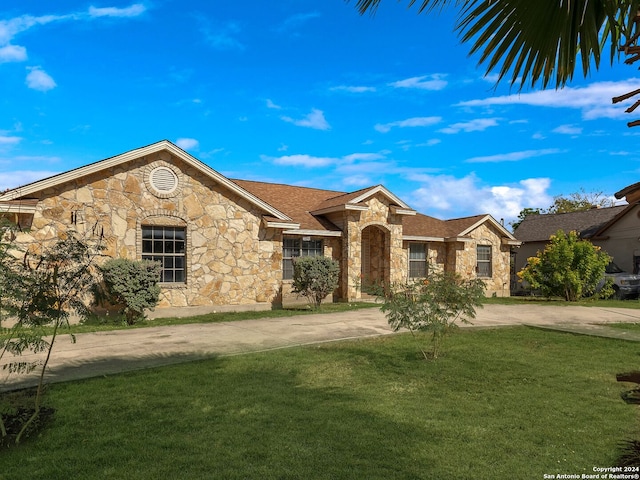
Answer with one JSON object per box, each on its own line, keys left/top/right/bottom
{"left": 476, "top": 244, "right": 492, "bottom": 278}
{"left": 142, "top": 225, "right": 186, "bottom": 283}
{"left": 283, "top": 237, "right": 323, "bottom": 280}
{"left": 408, "top": 243, "right": 427, "bottom": 278}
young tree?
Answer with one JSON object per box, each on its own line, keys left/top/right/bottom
{"left": 0, "top": 232, "right": 104, "bottom": 443}
{"left": 382, "top": 271, "right": 485, "bottom": 360}
{"left": 98, "top": 258, "right": 162, "bottom": 325}
{"left": 292, "top": 256, "right": 340, "bottom": 309}
{"left": 518, "top": 230, "right": 611, "bottom": 301}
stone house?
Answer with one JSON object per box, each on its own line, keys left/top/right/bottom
{"left": 0, "top": 140, "right": 519, "bottom": 315}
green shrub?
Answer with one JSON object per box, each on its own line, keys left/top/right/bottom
{"left": 292, "top": 256, "right": 340, "bottom": 309}
{"left": 99, "top": 258, "right": 161, "bottom": 325}
{"left": 382, "top": 270, "right": 485, "bottom": 359}
{"left": 518, "top": 230, "right": 611, "bottom": 301}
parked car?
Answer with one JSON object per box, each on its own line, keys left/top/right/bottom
{"left": 601, "top": 262, "right": 640, "bottom": 299}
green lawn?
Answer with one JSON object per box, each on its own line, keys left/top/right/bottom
{"left": 1, "top": 327, "right": 639, "bottom": 479}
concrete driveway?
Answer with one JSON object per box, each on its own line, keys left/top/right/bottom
{"left": 2, "top": 304, "right": 640, "bottom": 391}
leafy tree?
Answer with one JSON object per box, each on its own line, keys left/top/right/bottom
{"left": 292, "top": 256, "right": 340, "bottom": 309}
{"left": 510, "top": 207, "right": 543, "bottom": 231}
{"left": 518, "top": 230, "right": 611, "bottom": 301}
{"left": 354, "top": 0, "right": 640, "bottom": 90}
{"left": 381, "top": 270, "right": 485, "bottom": 359}
{"left": 98, "top": 258, "right": 162, "bottom": 325}
{"left": 547, "top": 189, "right": 615, "bottom": 214}
{"left": 512, "top": 190, "right": 616, "bottom": 231}
{"left": 0, "top": 232, "right": 104, "bottom": 443}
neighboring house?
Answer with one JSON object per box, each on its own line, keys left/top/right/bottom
{"left": 0, "top": 141, "right": 519, "bottom": 315}
{"left": 513, "top": 182, "right": 640, "bottom": 291}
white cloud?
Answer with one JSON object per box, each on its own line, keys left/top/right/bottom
{"left": 330, "top": 85, "right": 376, "bottom": 93}
{"left": 201, "top": 20, "right": 244, "bottom": 51}
{"left": 418, "top": 139, "right": 441, "bottom": 147}
{"left": 553, "top": 124, "right": 582, "bottom": 135}
{"left": 175, "top": 138, "right": 199, "bottom": 151}
{"left": 281, "top": 108, "right": 330, "bottom": 130}
{"left": 264, "top": 150, "right": 385, "bottom": 168}
{"left": 439, "top": 118, "right": 500, "bottom": 134}
{"left": 0, "top": 44, "right": 27, "bottom": 63}
{"left": 375, "top": 116, "right": 442, "bottom": 133}
{"left": 0, "top": 169, "right": 60, "bottom": 190}
{"left": 410, "top": 174, "right": 553, "bottom": 224}
{"left": 389, "top": 74, "right": 448, "bottom": 91}
{"left": 266, "top": 99, "right": 282, "bottom": 109}
{"left": 0, "top": 136, "right": 22, "bottom": 145}
{"left": 457, "top": 79, "right": 640, "bottom": 120}
{"left": 466, "top": 148, "right": 562, "bottom": 163}
{"left": 276, "top": 12, "right": 321, "bottom": 32}
{"left": 88, "top": 4, "right": 147, "bottom": 18}
{"left": 266, "top": 154, "right": 335, "bottom": 167}
{"left": 341, "top": 153, "right": 385, "bottom": 162}
{"left": 25, "top": 66, "right": 56, "bottom": 91}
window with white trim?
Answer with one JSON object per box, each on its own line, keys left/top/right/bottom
{"left": 283, "top": 237, "right": 323, "bottom": 280}
{"left": 142, "top": 226, "right": 186, "bottom": 283}
{"left": 476, "top": 245, "right": 492, "bottom": 278}
{"left": 408, "top": 243, "right": 427, "bottom": 278}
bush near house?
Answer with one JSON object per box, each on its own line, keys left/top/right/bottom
{"left": 292, "top": 256, "right": 340, "bottom": 309}
{"left": 518, "top": 230, "right": 611, "bottom": 301}
{"left": 98, "top": 258, "right": 162, "bottom": 325}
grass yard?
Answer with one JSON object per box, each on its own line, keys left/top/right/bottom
{"left": 2, "top": 327, "right": 639, "bottom": 479}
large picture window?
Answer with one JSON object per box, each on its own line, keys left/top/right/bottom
{"left": 476, "top": 245, "right": 492, "bottom": 278}
{"left": 408, "top": 243, "right": 427, "bottom": 278}
{"left": 142, "top": 226, "right": 186, "bottom": 283}
{"left": 283, "top": 237, "right": 323, "bottom": 280}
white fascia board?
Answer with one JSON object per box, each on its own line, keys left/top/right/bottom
{"left": 502, "top": 238, "right": 522, "bottom": 246}
{"left": 391, "top": 207, "right": 416, "bottom": 216}
{"left": 282, "top": 229, "right": 343, "bottom": 237}
{"left": 445, "top": 236, "right": 473, "bottom": 243}
{"left": 403, "top": 235, "right": 445, "bottom": 242}
{"left": 264, "top": 220, "right": 300, "bottom": 229}
{"left": 310, "top": 204, "right": 369, "bottom": 216}
{"left": 350, "top": 185, "right": 412, "bottom": 209}
{"left": 0, "top": 204, "right": 37, "bottom": 214}
{"left": 0, "top": 140, "right": 293, "bottom": 222}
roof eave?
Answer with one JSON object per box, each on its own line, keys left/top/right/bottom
{"left": 403, "top": 235, "right": 445, "bottom": 242}
{"left": 282, "top": 229, "right": 343, "bottom": 237}
{"left": 310, "top": 204, "right": 369, "bottom": 216}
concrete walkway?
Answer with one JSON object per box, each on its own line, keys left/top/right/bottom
{"left": 2, "top": 304, "right": 640, "bottom": 392}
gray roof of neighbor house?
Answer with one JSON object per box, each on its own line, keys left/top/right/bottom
{"left": 513, "top": 206, "right": 627, "bottom": 242}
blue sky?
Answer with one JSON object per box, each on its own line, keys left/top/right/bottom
{"left": 2, "top": 1, "right": 640, "bottom": 227}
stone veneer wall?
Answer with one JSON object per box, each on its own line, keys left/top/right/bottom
{"left": 455, "top": 223, "right": 511, "bottom": 297}
{"left": 341, "top": 195, "right": 404, "bottom": 300}
{"left": 13, "top": 152, "right": 283, "bottom": 310}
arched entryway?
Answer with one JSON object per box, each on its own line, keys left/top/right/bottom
{"left": 360, "top": 225, "right": 390, "bottom": 293}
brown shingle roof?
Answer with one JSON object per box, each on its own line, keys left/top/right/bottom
{"left": 403, "top": 213, "right": 453, "bottom": 238}
{"left": 513, "top": 206, "right": 626, "bottom": 242}
{"left": 232, "top": 179, "right": 344, "bottom": 231}
{"left": 234, "top": 179, "right": 508, "bottom": 241}
{"left": 445, "top": 215, "right": 488, "bottom": 236}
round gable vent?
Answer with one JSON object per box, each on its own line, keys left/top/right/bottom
{"left": 150, "top": 166, "right": 178, "bottom": 194}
